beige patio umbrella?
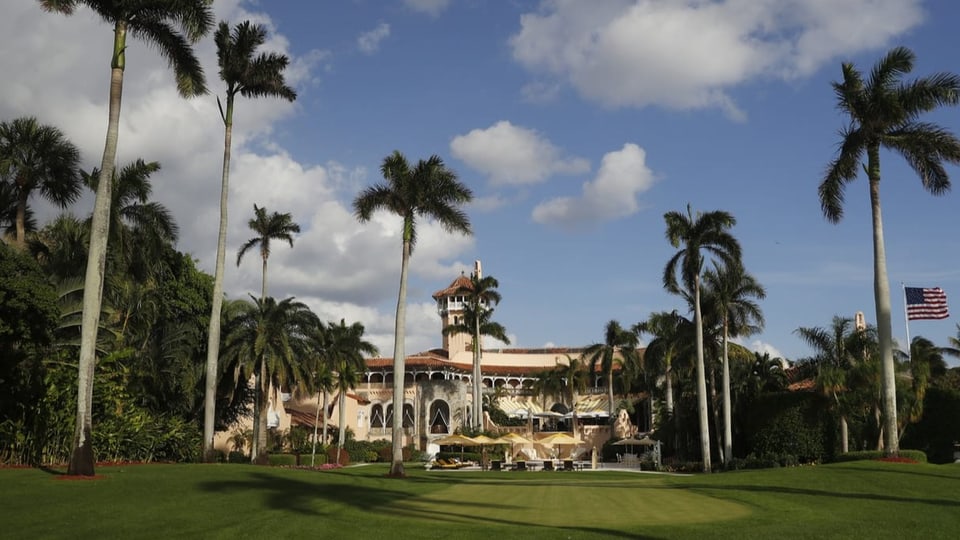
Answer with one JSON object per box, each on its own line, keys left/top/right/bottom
{"left": 434, "top": 434, "right": 480, "bottom": 461}
{"left": 536, "top": 432, "right": 584, "bottom": 460}
{"left": 494, "top": 432, "right": 533, "bottom": 461}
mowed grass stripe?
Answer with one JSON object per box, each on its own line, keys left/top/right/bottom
{"left": 391, "top": 474, "right": 749, "bottom": 528}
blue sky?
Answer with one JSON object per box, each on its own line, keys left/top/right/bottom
{"left": 3, "top": 0, "right": 959, "bottom": 365}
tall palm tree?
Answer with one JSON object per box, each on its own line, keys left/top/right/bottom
{"left": 221, "top": 295, "right": 318, "bottom": 463}
{"left": 701, "top": 261, "right": 765, "bottom": 464}
{"left": 41, "top": 0, "right": 212, "bottom": 477}
{"left": 236, "top": 205, "right": 301, "bottom": 301}
{"left": 323, "top": 319, "right": 378, "bottom": 463}
{"left": 820, "top": 46, "right": 960, "bottom": 454}
{"left": 663, "top": 204, "right": 741, "bottom": 472}
{"left": 353, "top": 151, "right": 472, "bottom": 477}
{"left": 204, "top": 20, "right": 297, "bottom": 462}
{"left": 441, "top": 273, "right": 508, "bottom": 428}
{"left": 231, "top": 205, "right": 300, "bottom": 460}
{"left": 82, "top": 159, "right": 179, "bottom": 281}
{"left": 584, "top": 320, "right": 639, "bottom": 420}
{"left": 0, "top": 117, "right": 81, "bottom": 248}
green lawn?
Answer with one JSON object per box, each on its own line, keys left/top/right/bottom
{"left": 2, "top": 461, "right": 959, "bottom": 539}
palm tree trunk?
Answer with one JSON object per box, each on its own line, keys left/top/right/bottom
{"left": 256, "top": 362, "right": 269, "bottom": 463}
{"left": 709, "top": 355, "right": 723, "bottom": 464}
{"left": 337, "top": 389, "right": 347, "bottom": 464}
{"left": 70, "top": 22, "right": 127, "bottom": 477}
{"left": 261, "top": 255, "right": 268, "bottom": 300}
{"left": 321, "top": 389, "right": 329, "bottom": 444}
{"left": 664, "top": 365, "right": 674, "bottom": 415}
{"left": 203, "top": 93, "right": 234, "bottom": 463}
{"left": 693, "top": 276, "right": 712, "bottom": 472}
{"left": 607, "top": 370, "right": 615, "bottom": 420}
{"left": 722, "top": 323, "right": 732, "bottom": 464}
{"left": 840, "top": 415, "right": 849, "bottom": 453}
{"left": 311, "top": 393, "right": 321, "bottom": 466}
{"left": 867, "top": 145, "right": 899, "bottom": 455}
{"left": 474, "top": 315, "right": 482, "bottom": 428}
{"left": 389, "top": 237, "right": 411, "bottom": 477}
{"left": 15, "top": 190, "right": 27, "bottom": 248}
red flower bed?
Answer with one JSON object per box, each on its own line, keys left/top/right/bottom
{"left": 875, "top": 456, "right": 918, "bottom": 464}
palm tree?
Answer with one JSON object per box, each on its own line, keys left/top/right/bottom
{"left": 701, "top": 261, "right": 765, "bottom": 464}
{"left": 663, "top": 204, "right": 741, "bottom": 472}
{"left": 555, "top": 355, "right": 589, "bottom": 435}
{"left": 353, "top": 151, "right": 473, "bottom": 477}
{"left": 41, "top": 0, "right": 213, "bottom": 477}
{"left": 204, "top": 19, "right": 297, "bottom": 462}
{"left": 230, "top": 205, "right": 300, "bottom": 460}
{"left": 897, "top": 336, "right": 947, "bottom": 441}
{"left": 0, "top": 117, "right": 81, "bottom": 248}
{"left": 584, "top": 320, "right": 639, "bottom": 420}
{"left": 441, "top": 273, "right": 508, "bottom": 428}
{"left": 795, "top": 316, "right": 869, "bottom": 453}
{"left": 82, "top": 159, "right": 179, "bottom": 281}
{"left": 221, "top": 295, "right": 318, "bottom": 463}
{"left": 635, "top": 310, "right": 691, "bottom": 418}
{"left": 236, "top": 205, "right": 301, "bottom": 300}
{"left": 323, "top": 319, "right": 378, "bottom": 464}
{"left": 820, "top": 46, "right": 960, "bottom": 454}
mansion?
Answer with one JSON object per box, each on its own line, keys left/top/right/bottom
{"left": 216, "top": 262, "right": 649, "bottom": 455}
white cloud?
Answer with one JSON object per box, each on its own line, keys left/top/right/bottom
{"left": 510, "top": 0, "right": 924, "bottom": 116}
{"left": 0, "top": 0, "right": 466, "bottom": 361}
{"left": 532, "top": 143, "right": 655, "bottom": 227}
{"left": 450, "top": 120, "right": 589, "bottom": 185}
{"left": 403, "top": 0, "right": 451, "bottom": 17}
{"left": 738, "top": 339, "right": 785, "bottom": 362}
{"left": 357, "top": 23, "right": 391, "bottom": 55}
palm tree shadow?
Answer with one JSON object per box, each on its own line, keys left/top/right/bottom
{"left": 676, "top": 483, "right": 960, "bottom": 508}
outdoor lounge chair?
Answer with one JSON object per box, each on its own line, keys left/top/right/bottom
{"left": 562, "top": 460, "right": 575, "bottom": 471}
{"left": 542, "top": 460, "right": 554, "bottom": 471}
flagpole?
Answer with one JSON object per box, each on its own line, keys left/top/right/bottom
{"left": 901, "top": 282, "right": 911, "bottom": 360}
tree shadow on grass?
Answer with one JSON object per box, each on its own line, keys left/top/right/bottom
{"left": 673, "top": 482, "right": 960, "bottom": 508}
{"left": 830, "top": 464, "right": 960, "bottom": 481}
{"left": 198, "top": 468, "right": 659, "bottom": 539}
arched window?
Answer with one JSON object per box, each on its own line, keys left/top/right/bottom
{"left": 428, "top": 400, "right": 450, "bottom": 434}
{"left": 370, "top": 404, "right": 384, "bottom": 428}
{"left": 403, "top": 404, "right": 415, "bottom": 428}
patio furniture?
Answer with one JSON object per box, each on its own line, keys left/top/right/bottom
{"left": 491, "top": 460, "right": 502, "bottom": 471}
{"left": 542, "top": 460, "right": 555, "bottom": 471}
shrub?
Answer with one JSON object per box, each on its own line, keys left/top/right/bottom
{"left": 267, "top": 454, "right": 297, "bottom": 466}
{"left": 227, "top": 451, "right": 247, "bottom": 464}
{"left": 833, "top": 449, "right": 927, "bottom": 463}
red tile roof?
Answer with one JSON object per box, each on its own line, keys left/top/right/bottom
{"left": 432, "top": 273, "right": 473, "bottom": 299}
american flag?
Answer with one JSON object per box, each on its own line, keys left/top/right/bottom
{"left": 905, "top": 287, "right": 949, "bottom": 320}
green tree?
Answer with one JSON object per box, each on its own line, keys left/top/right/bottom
{"left": 232, "top": 205, "right": 300, "bottom": 460}
{"left": 819, "top": 46, "right": 960, "bottom": 454}
{"left": 584, "top": 320, "right": 639, "bottom": 419}
{"left": 663, "top": 204, "right": 741, "bottom": 472}
{"left": 353, "top": 151, "right": 473, "bottom": 477}
{"left": 635, "top": 310, "right": 692, "bottom": 418}
{"left": 82, "top": 160, "right": 179, "bottom": 281}
{"left": 795, "top": 316, "right": 871, "bottom": 453}
{"left": 41, "top": 0, "right": 213, "bottom": 477}
{"left": 0, "top": 116, "right": 81, "bottom": 248}
{"left": 203, "top": 19, "right": 297, "bottom": 462}
{"left": 221, "top": 296, "right": 318, "bottom": 463}
{"left": 441, "top": 273, "right": 509, "bottom": 428}
{"left": 236, "top": 205, "right": 301, "bottom": 301}
{"left": 322, "top": 319, "right": 378, "bottom": 463}
{"left": 702, "top": 261, "right": 765, "bottom": 464}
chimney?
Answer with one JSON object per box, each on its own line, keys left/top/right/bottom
{"left": 474, "top": 259, "right": 482, "bottom": 279}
